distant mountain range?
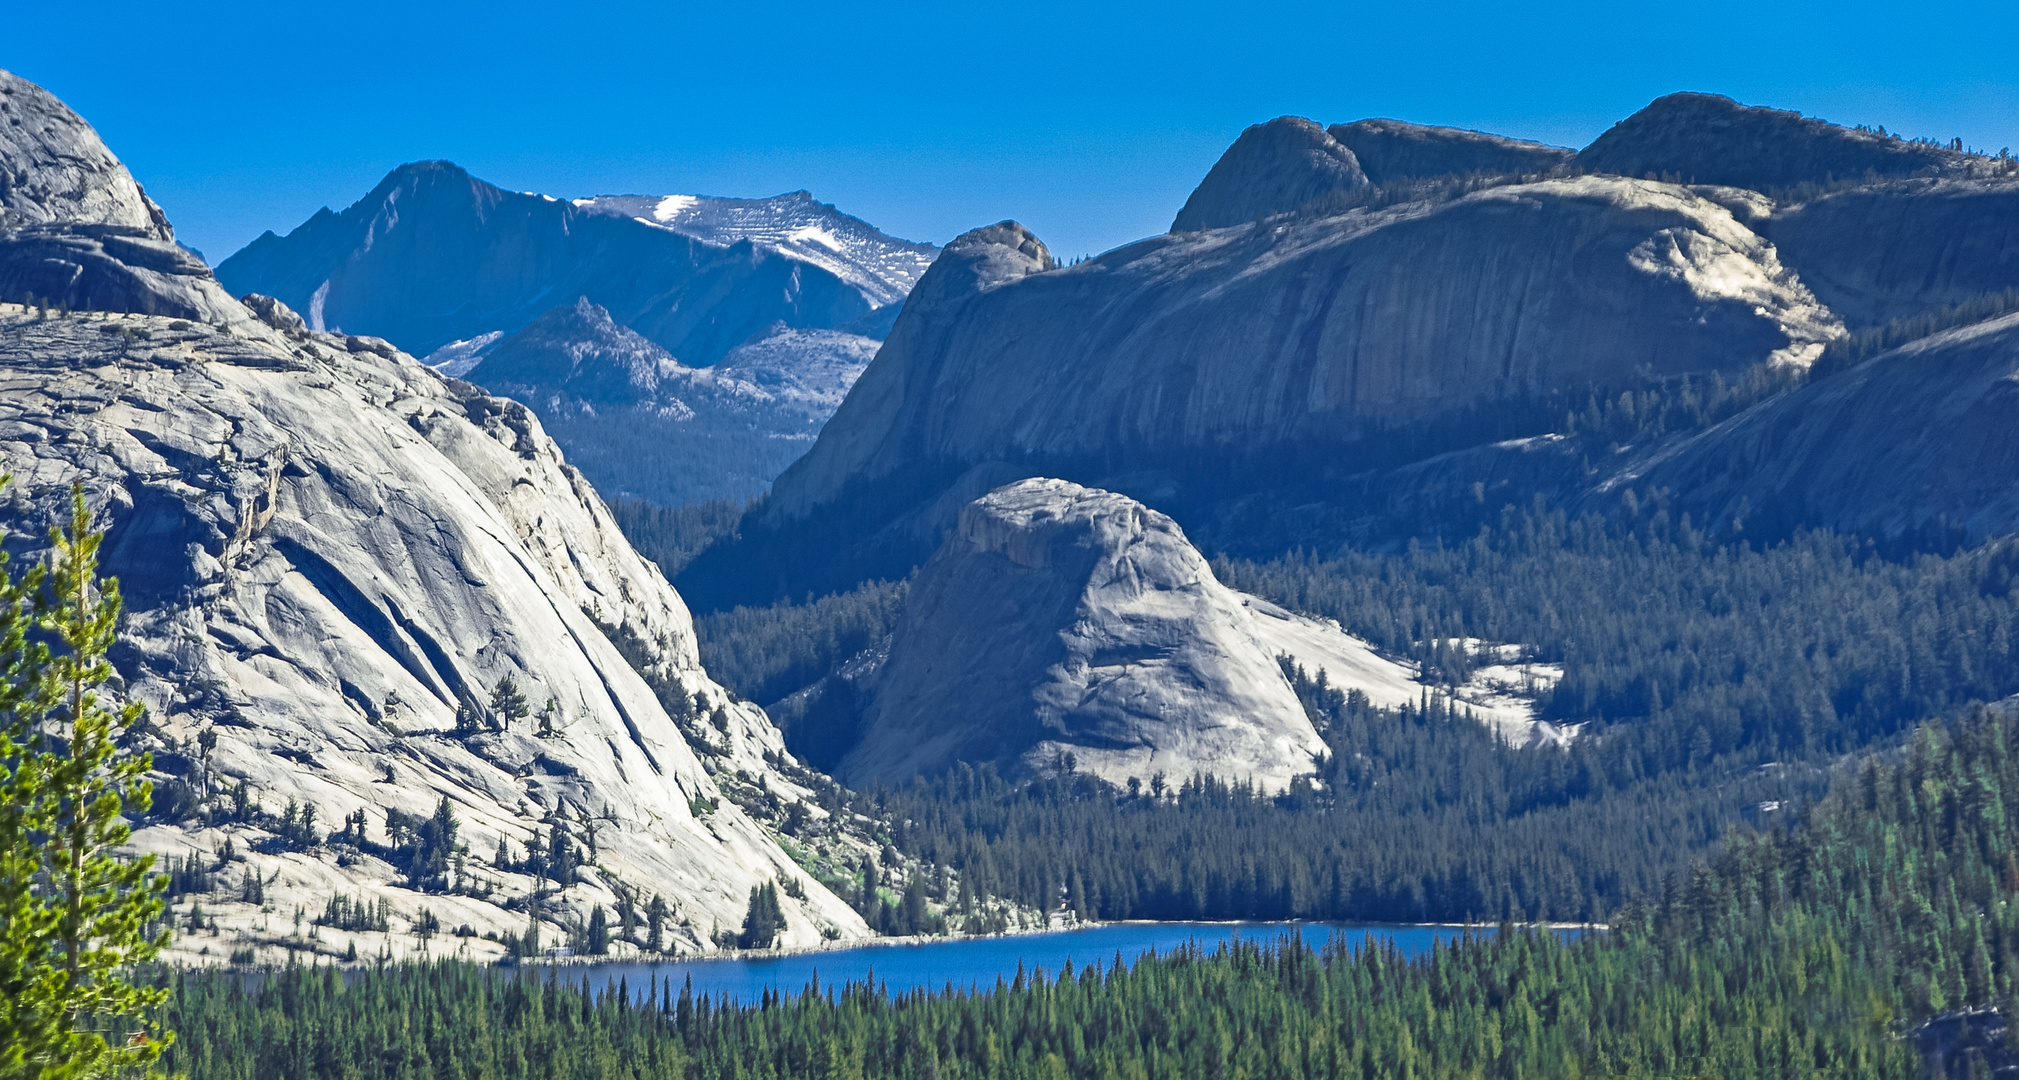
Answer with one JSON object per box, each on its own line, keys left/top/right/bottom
{"left": 216, "top": 166, "right": 933, "bottom": 363}
{"left": 446, "top": 297, "right": 878, "bottom": 504}
{"left": 215, "top": 165, "right": 938, "bottom": 505}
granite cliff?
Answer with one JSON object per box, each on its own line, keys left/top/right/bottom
{"left": 0, "top": 70, "right": 243, "bottom": 324}
{"left": 0, "top": 68, "right": 871, "bottom": 965}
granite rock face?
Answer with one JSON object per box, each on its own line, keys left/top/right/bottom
{"left": 217, "top": 164, "right": 933, "bottom": 364}
{"left": 0, "top": 69, "right": 868, "bottom": 965}
{"left": 0, "top": 304, "right": 869, "bottom": 963}
{"left": 1576, "top": 92, "right": 1977, "bottom": 191}
{"left": 1760, "top": 179, "right": 2019, "bottom": 329}
{"left": 842, "top": 479, "right": 1327, "bottom": 791}
{"left": 1614, "top": 312, "right": 2019, "bottom": 543}
{"left": 771, "top": 178, "right": 1838, "bottom": 526}
{"left": 0, "top": 69, "right": 244, "bottom": 323}
{"left": 0, "top": 224, "right": 245, "bottom": 322}
{"left": 1327, "top": 119, "right": 1573, "bottom": 183}
{"left": 1170, "top": 117, "right": 1368, "bottom": 232}
{"left": 0, "top": 69, "right": 171, "bottom": 237}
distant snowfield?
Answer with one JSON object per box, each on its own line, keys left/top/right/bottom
{"left": 572, "top": 191, "right": 938, "bottom": 309}
{"left": 1239, "top": 595, "right": 1572, "bottom": 749}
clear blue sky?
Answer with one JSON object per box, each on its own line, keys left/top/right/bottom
{"left": 8, "top": 0, "right": 2017, "bottom": 264}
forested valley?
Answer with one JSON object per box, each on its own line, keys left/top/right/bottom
{"left": 676, "top": 505, "right": 2019, "bottom": 926}
{"left": 162, "top": 705, "right": 2019, "bottom": 1079}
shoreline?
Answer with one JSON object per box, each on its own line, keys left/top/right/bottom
{"left": 496, "top": 917, "right": 1607, "bottom": 969}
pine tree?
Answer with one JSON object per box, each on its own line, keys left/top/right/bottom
{"left": 647, "top": 894, "right": 668, "bottom": 953}
{"left": 452, "top": 693, "right": 482, "bottom": 737}
{"left": 0, "top": 487, "right": 172, "bottom": 1079}
{"left": 737, "top": 883, "right": 784, "bottom": 949}
{"left": 857, "top": 856, "right": 882, "bottom": 931}
{"left": 489, "top": 676, "right": 529, "bottom": 730}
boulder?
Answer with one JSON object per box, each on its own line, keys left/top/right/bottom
{"left": 239, "top": 292, "right": 308, "bottom": 337}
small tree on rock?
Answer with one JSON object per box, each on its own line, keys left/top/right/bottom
{"left": 489, "top": 676, "right": 529, "bottom": 730}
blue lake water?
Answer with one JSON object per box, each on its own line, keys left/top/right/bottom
{"left": 517, "top": 922, "right": 1498, "bottom": 1006}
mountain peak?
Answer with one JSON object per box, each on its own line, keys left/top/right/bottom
{"left": 1576, "top": 91, "right": 1971, "bottom": 191}
{"left": 1170, "top": 116, "right": 1369, "bottom": 232}
{"left": 466, "top": 296, "right": 687, "bottom": 405}
{"left": 364, "top": 159, "right": 483, "bottom": 202}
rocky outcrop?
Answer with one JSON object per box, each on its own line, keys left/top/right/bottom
{"left": 216, "top": 163, "right": 931, "bottom": 364}
{"left": 0, "top": 69, "right": 171, "bottom": 237}
{"left": 0, "top": 69, "right": 243, "bottom": 323}
{"left": 1328, "top": 119, "right": 1572, "bottom": 183}
{"left": 239, "top": 292, "right": 308, "bottom": 337}
{"left": 454, "top": 298, "right": 874, "bottom": 504}
{"left": 1575, "top": 92, "right": 1979, "bottom": 191}
{"left": 0, "top": 224, "right": 244, "bottom": 322}
{"left": 842, "top": 479, "right": 1328, "bottom": 791}
{"left": 1170, "top": 117, "right": 1368, "bottom": 231}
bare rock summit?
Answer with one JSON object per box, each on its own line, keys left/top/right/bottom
{"left": 841, "top": 478, "right": 1328, "bottom": 792}
{"left": 1171, "top": 117, "right": 1369, "bottom": 231}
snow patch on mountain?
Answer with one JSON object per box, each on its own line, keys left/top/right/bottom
{"left": 573, "top": 191, "right": 937, "bottom": 308}
{"left": 424, "top": 331, "right": 505, "bottom": 377}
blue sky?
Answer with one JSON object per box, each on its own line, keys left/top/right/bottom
{"left": 8, "top": 0, "right": 2017, "bottom": 263}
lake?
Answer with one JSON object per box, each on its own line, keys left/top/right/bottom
{"left": 518, "top": 921, "right": 1497, "bottom": 1006}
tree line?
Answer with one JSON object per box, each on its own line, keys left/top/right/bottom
{"left": 158, "top": 703, "right": 2019, "bottom": 1079}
